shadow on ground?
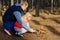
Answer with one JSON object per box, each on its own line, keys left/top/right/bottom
{"left": 50, "top": 18, "right": 60, "bottom": 24}
{"left": 32, "top": 20, "right": 40, "bottom": 25}
{"left": 44, "top": 25, "right": 60, "bottom": 36}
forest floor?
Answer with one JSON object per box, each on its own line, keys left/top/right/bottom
{"left": 0, "top": 9, "right": 60, "bottom": 40}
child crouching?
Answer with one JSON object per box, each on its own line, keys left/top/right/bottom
{"left": 14, "top": 12, "right": 36, "bottom": 36}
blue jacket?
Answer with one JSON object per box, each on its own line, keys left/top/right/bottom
{"left": 3, "top": 4, "right": 24, "bottom": 22}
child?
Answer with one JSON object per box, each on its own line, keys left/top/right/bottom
{"left": 14, "top": 12, "right": 36, "bottom": 36}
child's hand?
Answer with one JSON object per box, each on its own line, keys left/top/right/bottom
{"left": 29, "top": 29, "right": 36, "bottom": 33}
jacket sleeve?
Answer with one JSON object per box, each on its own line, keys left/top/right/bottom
{"left": 13, "top": 11, "right": 31, "bottom": 31}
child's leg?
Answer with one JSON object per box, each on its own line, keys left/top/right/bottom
{"left": 14, "top": 27, "right": 27, "bottom": 35}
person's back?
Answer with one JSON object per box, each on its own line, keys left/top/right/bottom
{"left": 3, "top": 4, "right": 23, "bottom": 22}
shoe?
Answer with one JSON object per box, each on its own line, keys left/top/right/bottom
{"left": 15, "top": 32, "right": 23, "bottom": 37}
{"left": 16, "top": 34, "right": 23, "bottom": 37}
{"left": 4, "top": 29, "right": 12, "bottom": 36}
